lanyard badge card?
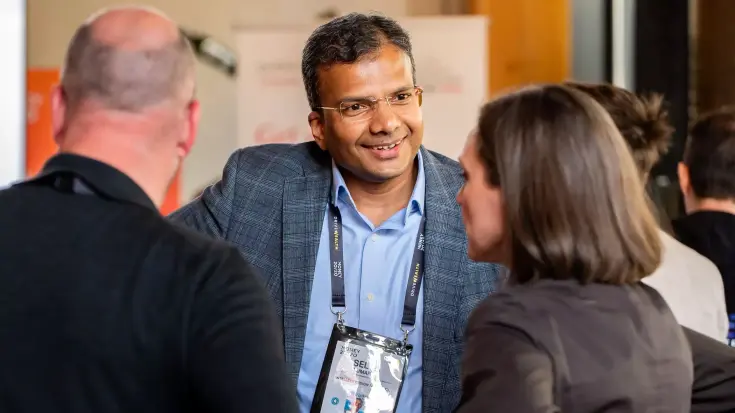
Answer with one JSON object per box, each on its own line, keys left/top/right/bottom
{"left": 310, "top": 205, "right": 426, "bottom": 413}
{"left": 310, "top": 324, "right": 412, "bottom": 413}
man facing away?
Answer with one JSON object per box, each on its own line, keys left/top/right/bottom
{"left": 171, "top": 12, "right": 501, "bottom": 413}
{"left": 567, "top": 82, "right": 729, "bottom": 341}
{"left": 675, "top": 109, "right": 735, "bottom": 331}
{"left": 0, "top": 7, "right": 297, "bottom": 413}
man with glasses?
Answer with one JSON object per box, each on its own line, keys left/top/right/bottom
{"left": 172, "top": 12, "right": 501, "bottom": 413}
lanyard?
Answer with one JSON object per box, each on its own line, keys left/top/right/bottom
{"left": 327, "top": 203, "right": 427, "bottom": 343}
{"left": 21, "top": 171, "right": 98, "bottom": 197}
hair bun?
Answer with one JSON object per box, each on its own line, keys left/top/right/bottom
{"left": 637, "top": 94, "right": 674, "bottom": 154}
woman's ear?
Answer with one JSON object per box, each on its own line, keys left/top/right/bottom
{"left": 677, "top": 162, "right": 690, "bottom": 196}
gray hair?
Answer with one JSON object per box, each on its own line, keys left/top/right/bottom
{"left": 61, "top": 23, "right": 196, "bottom": 112}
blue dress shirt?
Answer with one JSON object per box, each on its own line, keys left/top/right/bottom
{"left": 296, "top": 153, "right": 426, "bottom": 413}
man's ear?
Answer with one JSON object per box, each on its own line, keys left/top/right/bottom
{"left": 677, "top": 162, "right": 690, "bottom": 196}
{"left": 50, "top": 86, "right": 67, "bottom": 146}
{"left": 178, "top": 99, "right": 200, "bottom": 158}
{"left": 308, "top": 111, "right": 327, "bottom": 150}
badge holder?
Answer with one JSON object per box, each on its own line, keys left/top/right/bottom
{"left": 310, "top": 306, "right": 413, "bottom": 413}
{"left": 311, "top": 204, "right": 425, "bottom": 413}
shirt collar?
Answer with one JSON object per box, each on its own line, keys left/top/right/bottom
{"left": 330, "top": 151, "right": 426, "bottom": 221}
{"left": 24, "top": 153, "right": 158, "bottom": 212}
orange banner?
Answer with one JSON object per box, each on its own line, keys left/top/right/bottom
{"left": 26, "top": 68, "right": 60, "bottom": 177}
{"left": 160, "top": 173, "right": 180, "bottom": 215}
{"left": 26, "top": 68, "right": 180, "bottom": 213}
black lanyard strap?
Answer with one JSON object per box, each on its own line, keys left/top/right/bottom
{"left": 22, "top": 171, "right": 98, "bottom": 197}
{"left": 327, "top": 204, "right": 427, "bottom": 335}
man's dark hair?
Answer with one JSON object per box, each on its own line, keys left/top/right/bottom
{"left": 684, "top": 108, "right": 735, "bottom": 201}
{"left": 301, "top": 12, "right": 416, "bottom": 111}
{"left": 61, "top": 24, "right": 195, "bottom": 113}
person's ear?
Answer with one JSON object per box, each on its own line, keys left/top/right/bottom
{"left": 178, "top": 99, "right": 200, "bottom": 158}
{"left": 308, "top": 111, "right": 327, "bottom": 150}
{"left": 50, "top": 86, "right": 67, "bottom": 146}
{"left": 677, "top": 162, "right": 690, "bottom": 196}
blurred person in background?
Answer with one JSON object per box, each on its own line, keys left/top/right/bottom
{"left": 675, "top": 109, "right": 735, "bottom": 330}
{"left": 567, "top": 82, "right": 735, "bottom": 412}
{"left": 567, "top": 81, "right": 728, "bottom": 342}
{"left": 0, "top": 6, "right": 296, "bottom": 413}
{"left": 171, "top": 12, "right": 501, "bottom": 412}
{"left": 455, "top": 85, "right": 692, "bottom": 412}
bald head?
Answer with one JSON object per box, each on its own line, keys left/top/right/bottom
{"left": 61, "top": 7, "right": 196, "bottom": 113}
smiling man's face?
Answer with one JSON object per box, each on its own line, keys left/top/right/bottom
{"left": 308, "top": 44, "right": 423, "bottom": 183}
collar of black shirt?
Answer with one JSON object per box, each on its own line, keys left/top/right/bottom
{"left": 27, "top": 154, "right": 158, "bottom": 212}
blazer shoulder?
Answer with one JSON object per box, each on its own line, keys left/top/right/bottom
{"left": 469, "top": 282, "right": 587, "bottom": 330}
{"left": 424, "top": 148, "right": 462, "bottom": 172}
{"left": 230, "top": 142, "right": 328, "bottom": 179}
{"left": 423, "top": 148, "right": 464, "bottom": 189}
{"left": 469, "top": 290, "right": 529, "bottom": 327}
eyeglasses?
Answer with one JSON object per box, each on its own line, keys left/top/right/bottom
{"left": 319, "top": 86, "right": 423, "bottom": 122}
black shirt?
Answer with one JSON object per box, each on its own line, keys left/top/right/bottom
{"left": 686, "top": 327, "right": 735, "bottom": 413}
{"left": 0, "top": 154, "right": 297, "bottom": 413}
{"left": 673, "top": 210, "right": 735, "bottom": 315}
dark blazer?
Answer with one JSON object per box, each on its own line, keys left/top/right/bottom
{"left": 685, "top": 326, "right": 735, "bottom": 413}
{"left": 457, "top": 279, "right": 693, "bottom": 413}
{"left": 673, "top": 211, "right": 735, "bottom": 315}
{"left": 170, "top": 142, "right": 501, "bottom": 412}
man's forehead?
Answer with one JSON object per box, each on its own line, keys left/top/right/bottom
{"left": 318, "top": 48, "right": 413, "bottom": 99}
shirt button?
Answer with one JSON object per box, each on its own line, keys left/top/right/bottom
{"left": 371, "top": 233, "right": 378, "bottom": 242}
{"left": 367, "top": 293, "right": 374, "bottom": 301}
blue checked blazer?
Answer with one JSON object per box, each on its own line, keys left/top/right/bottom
{"left": 170, "top": 142, "right": 501, "bottom": 412}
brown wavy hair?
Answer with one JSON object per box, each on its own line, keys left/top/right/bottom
{"left": 476, "top": 84, "right": 662, "bottom": 285}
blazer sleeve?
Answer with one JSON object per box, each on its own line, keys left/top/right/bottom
{"left": 685, "top": 326, "right": 735, "bottom": 413}
{"left": 456, "top": 299, "right": 560, "bottom": 413}
{"left": 169, "top": 150, "right": 240, "bottom": 239}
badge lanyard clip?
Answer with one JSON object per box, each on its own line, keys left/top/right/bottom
{"left": 331, "top": 306, "right": 347, "bottom": 328}
{"left": 400, "top": 325, "right": 414, "bottom": 346}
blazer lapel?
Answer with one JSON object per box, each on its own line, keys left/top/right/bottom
{"left": 281, "top": 169, "right": 331, "bottom": 378}
{"left": 420, "top": 148, "right": 466, "bottom": 410}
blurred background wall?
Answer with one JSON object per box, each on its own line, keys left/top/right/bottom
{"left": 22, "top": 0, "right": 734, "bottom": 218}
{"left": 27, "top": 0, "right": 455, "bottom": 199}
{"left": 571, "top": 0, "right": 606, "bottom": 83}
{"left": 27, "top": 0, "right": 575, "bottom": 201}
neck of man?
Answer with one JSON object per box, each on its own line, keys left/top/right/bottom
{"left": 341, "top": 158, "right": 419, "bottom": 227}
{"left": 689, "top": 197, "right": 735, "bottom": 216}
{"left": 59, "top": 120, "right": 174, "bottom": 208}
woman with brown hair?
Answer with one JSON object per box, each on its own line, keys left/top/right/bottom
{"left": 455, "top": 84, "right": 693, "bottom": 412}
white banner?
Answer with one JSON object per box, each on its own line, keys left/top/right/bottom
{"left": 234, "top": 16, "right": 488, "bottom": 159}
{"left": 0, "top": 0, "right": 25, "bottom": 188}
